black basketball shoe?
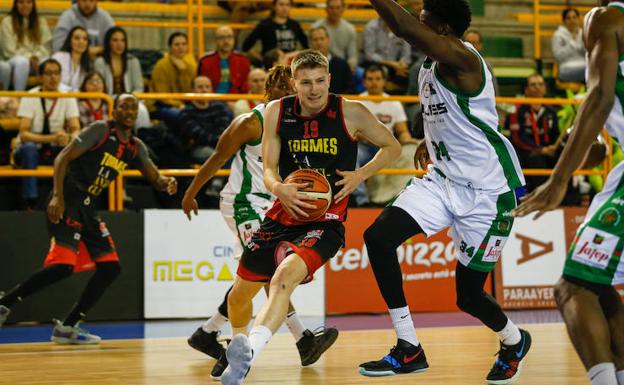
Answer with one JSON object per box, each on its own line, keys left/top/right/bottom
{"left": 187, "top": 327, "right": 225, "bottom": 359}
{"left": 210, "top": 351, "right": 229, "bottom": 380}
{"left": 486, "top": 329, "right": 532, "bottom": 384}
{"left": 296, "top": 327, "right": 339, "bottom": 366}
{"left": 359, "top": 339, "right": 429, "bottom": 377}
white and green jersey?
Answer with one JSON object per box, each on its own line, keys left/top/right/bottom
{"left": 220, "top": 104, "right": 274, "bottom": 206}
{"left": 418, "top": 42, "right": 525, "bottom": 193}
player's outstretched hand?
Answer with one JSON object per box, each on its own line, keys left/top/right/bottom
{"left": 334, "top": 169, "right": 364, "bottom": 203}
{"left": 512, "top": 178, "right": 567, "bottom": 220}
{"left": 274, "top": 182, "right": 316, "bottom": 219}
{"left": 165, "top": 177, "right": 177, "bottom": 195}
{"left": 47, "top": 195, "right": 64, "bottom": 224}
{"left": 414, "top": 140, "right": 430, "bottom": 170}
{"left": 181, "top": 192, "right": 199, "bottom": 221}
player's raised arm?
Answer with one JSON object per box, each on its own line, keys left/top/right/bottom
{"left": 182, "top": 113, "right": 260, "bottom": 220}
{"left": 368, "top": 0, "right": 477, "bottom": 70}
{"left": 513, "top": 9, "right": 619, "bottom": 218}
{"left": 262, "top": 99, "right": 315, "bottom": 218}
{"left": 334, "top": 99, "right": 401, "bottom": 202}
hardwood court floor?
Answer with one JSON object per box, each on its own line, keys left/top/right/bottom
{"left": 0, "top": 323, "right": 588, "bottom": 385}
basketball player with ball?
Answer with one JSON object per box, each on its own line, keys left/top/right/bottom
{"left": 220, "top": 49, "right": 401, "bottom": 385}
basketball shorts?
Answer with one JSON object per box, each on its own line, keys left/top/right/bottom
{"left": 45, "top": 195, "right": 118, "bottom": 272}
{"left": 390, "top": 167, "right": 521, "bottom": 273}
{"left": 220, "top": 193, "right": 273, "bottom": 259}
{"left": 564, "top": 161, "right": 624, "bottom": 286}
{"left": 237, "top": 217, "right": 345, "bottom": 282}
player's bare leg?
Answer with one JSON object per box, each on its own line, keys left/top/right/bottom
{"left": 222, "top": 254, "right": 307, "bottom": 385}
{"left": 602, "top": 286, "right": 624, "bottom": 384}
{"left": 555, "top": 278, "right": 619, "bottom": 385}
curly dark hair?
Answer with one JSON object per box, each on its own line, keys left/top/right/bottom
{"left": 424, "top": 0, "right": 472, "bottom": 37}
{"left": 264, "top": 65, "right": 292, "bottom": 101}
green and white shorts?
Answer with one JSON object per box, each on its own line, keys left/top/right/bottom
{"left": 220, "top": 193, "right": 274, "bottom": 259}
{"left": 564, "top": 161, "right": 624, "bottom": 286}
{"left": 391, "top": 168, "right": 518, "bottom": 272}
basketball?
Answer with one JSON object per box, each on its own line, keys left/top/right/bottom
{"left": 283, "top": 168, "right": 332, "bottom": 222}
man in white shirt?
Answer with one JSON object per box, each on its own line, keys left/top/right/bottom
{"left": 354, "top": 64, "right": 417, "bottom": 206}
{"left": 14, "top": 58, "right": 80, "bottom": 209}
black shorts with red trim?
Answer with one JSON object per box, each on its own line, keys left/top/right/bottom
{"left": 237, "top": 218, "right": 345, "bottom": 282}
{"left": 45, "top": 194, "right": 118, "bottom": 272}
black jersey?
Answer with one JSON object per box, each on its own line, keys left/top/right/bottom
{"left": 65, "top": 121, "right": 149, "bottom": 202}
{"left": 267, "top": 94, "right": 357, "bottom": 225}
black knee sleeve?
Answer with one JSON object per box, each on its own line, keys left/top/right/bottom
{"left": 364, "top": 206, "right": 423, "bottom": 309}
{"left": 455, "top": 263, "right": 507, "bottom": 331}
{"left": 47, "top": 264, "right": 74, "bottom": 279}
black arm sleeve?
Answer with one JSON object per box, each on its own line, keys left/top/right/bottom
{"left": 242, "top": 23, "right": 263, "bottom": 52}
{"left": 294, "top": 21, "right": 309, "bottom": 49}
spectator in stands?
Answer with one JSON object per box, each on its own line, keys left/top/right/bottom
{"left": 94, "top": 26, "right": 150, "bottom": 128}
{"left": 242, "top": 0, "right": 308, "bottom": 65}
{"left": 463, "top": 29, "right": 499, "bottom": 95}
{"left": 311, "top": 0, "right": 357, "bottom": 71}
{"left": 505, "top": 74, "right": 560, "bottom": 192}
{"left": 353, "top": 65, "right": 417, "bottom": 206}
{"left": 197, "top": 26, "right": 250, "bottom": 94}
{"left": 179, "top": 76, "right": 233, "bottom": 164}
{"left": 149, "top": 32, "right": 196, "bottom": 129}
{"left": 53, "top": 0, "right": 114, "bottom": 57}
{"left": 362, "top": 17, "right": 411, "bottom": 93}
{"left": 77, "top": 71, "right": 107, "bottom": 128}
{"left": 232, "top": 68, "right": 266, "bottom": 117}
{"left": 14, "top": 58, "right": 80, "bottom": 208}
{"left": 0, "top": 0, "right": 51, "bottom": 91}
{"left": 52, "top": 26, "right": 90, "bottom": 91}
{"left": 309, "top": 26, "right": 351, "bottom": 94}
{"left": 261, "top": 47, "right": 298, "bottom": 70}
{"left": 552, "top": 8, "right": 586, "bottom": 83}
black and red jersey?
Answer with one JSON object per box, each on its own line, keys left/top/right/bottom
{"left": 267, "top": 94, "right": 357, "bottom": 225}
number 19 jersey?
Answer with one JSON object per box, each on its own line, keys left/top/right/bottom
{"left": 418, "top": 43, "right": 525, "bottom": 193}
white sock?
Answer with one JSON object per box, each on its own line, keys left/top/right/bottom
{"left": 249, "top": 325, "right": 272, "bottom": 364}
{"left": 588, "top": 363, "right": 618, "bottom": 385}
{"left": 496, "top": 318, "right": 521, "bottom": 346}
{"left": 285, "top": 311, "right": 306, "bottom": 342}
{"left": 615, "top": 369, "right": 624, "bottom": 385}
{"left": 389, "top": 306, "right": 419, "bottom": 346}
{"left": 201, "top": 312, "right": 228, "bottom": 333}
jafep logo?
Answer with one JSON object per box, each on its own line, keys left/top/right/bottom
{"left": 153, "top": 260, "right": 235, "bottom": 282}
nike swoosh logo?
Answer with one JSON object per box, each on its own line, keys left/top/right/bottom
{"left": 515, "top": 336, "right": 526, "bottom": 358}
{"left": 400, "top": 314, "right": 409, "bottom": 319}
{"left": 403, "top": 350, "right": 422, "bottom": 363}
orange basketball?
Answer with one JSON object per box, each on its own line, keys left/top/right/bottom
{"left": 283, "top": 169, "right": 332, "bottom": 222}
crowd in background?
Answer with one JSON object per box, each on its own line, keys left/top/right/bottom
{"left": 0, "top": 0, "right": 602, "bottom": 210}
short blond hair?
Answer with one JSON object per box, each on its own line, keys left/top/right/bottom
{"left": 291, "top": 49, "right": 329, "bottom": 77}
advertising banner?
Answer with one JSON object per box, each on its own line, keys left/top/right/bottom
{"left": 495, "top": 207, "right": 623, "bottom": 308}
{"left": 325, "top": 209, "right": 491, "bottom": 314}
{"left": 144, "top": 210, "right": 325, "bottom": 318}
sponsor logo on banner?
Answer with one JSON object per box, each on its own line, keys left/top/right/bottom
{"left": 325, "top": 209, "right": 492, "bottom": 314}
{"left": 144, "top": 210, "right": 325, "bottom": 318}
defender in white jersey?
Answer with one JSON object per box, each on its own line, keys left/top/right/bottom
{"left": 181, "top": 68, "right": 338, "bottom": 380}
{"left": 515, "top": 2, "right": 624, "bottom": 384}
{"left": 358, "top": 1, "right": 532, "bottom": 384}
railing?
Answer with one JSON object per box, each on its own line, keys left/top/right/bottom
{"left": 530, "top": 1, "right": 595, "bottom": 69}
{"left": 0, "top": 92, "right": 612, "bottom": 211}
